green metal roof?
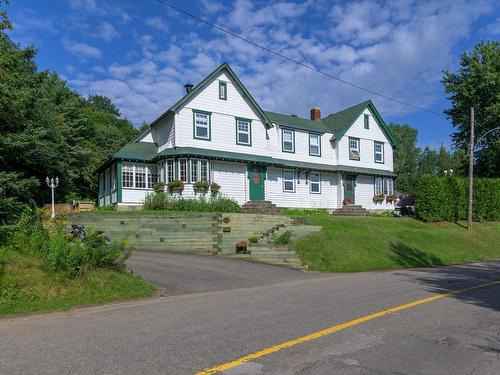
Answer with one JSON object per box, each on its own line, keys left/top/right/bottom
{"left": 321, "top": 100, "right": 398, "bottom": 148}
{"left": 150, "top": 63, "right": 273, "bottom": 129}
{"left": 264, "top": 111, "right": 331, "bottom": 133}
{"left": 113, "top": 142, "right": 157, "bottom": 161}
{"left": 156, "top": 147, "right": 395, "bottom": 176}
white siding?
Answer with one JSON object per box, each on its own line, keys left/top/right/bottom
{"left": 337, "top": 108, "right": 393, "bottom": 171}
{"left": 155, "top": 114, "right": 175, "bottom": 151}
{"left": 265, "top": 167, "right": 339, "bottom": 209}
{"left": 349, "top": 175, "right": 395, "bottom": 210}
{"left": 212, "top": 161, "right": 248, "bottom": 204}
{"left": 138, "top": 131, "right": 154, "bottom": 143}
{"left": 122, "top": 189, "right": 152, "bottom": 204}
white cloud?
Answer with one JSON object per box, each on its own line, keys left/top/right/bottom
{"left": 96, "top": 22, "right": 119, "bottom": 42}
{"left": 200, "top": 0, "right": 225, "bottom": 13}
{"left": 145, "top": 17, "right": 168, "bottom": 32}
{"left": 63, "top": 39, "right": 102, "bottom": 59}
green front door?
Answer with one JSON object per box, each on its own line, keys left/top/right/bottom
{"left": 248, "top": 165, "right": 266, "bottom": 201}
{"left": 344, "top": 175, "right": 355, "bottom": 204}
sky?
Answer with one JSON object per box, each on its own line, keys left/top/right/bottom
{"left": 5, "top": 0, "right": 500, "bottom": 149}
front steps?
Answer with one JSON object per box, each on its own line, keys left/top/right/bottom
{"left": 241, "top": 200, "right": 282, "bottom": 214}
{"left": 333, "top": 204, "right": 369, "bottom": 216}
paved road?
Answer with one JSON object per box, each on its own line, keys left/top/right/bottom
{"left": 0, "top": 254, "right": 499, "bottom": 375}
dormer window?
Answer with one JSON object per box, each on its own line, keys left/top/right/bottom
{"left": 219, "top": 81, "right": 227, "bottom": 100}
{"left": 282, "top": 129, "right": 295, "bottom": 153}
{"left": 349, "top": 137, "right": 360, "bottom": 160}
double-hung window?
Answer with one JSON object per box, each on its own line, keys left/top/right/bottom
{"left": 200, "top": 160, "right": 209, "bottom": 182}
{"left": 309, "top": 134, "right": 321, "bottom": 156}
{"left": 178, "top": 159, "right": 188, "bottom": 183}
{"left": 236, "top": 118, "right": 251, "bottom": 146}
{"left": 384, "top": 178, "right": 394, "bottom": 195}
{"left": 364, "top": 114, "right": 369, "bottom": 129}
{"left": 283, "top": 170, "right": 295, "bottom": 192}
{"left": 122, "top": 165, "right": 134, "bottom": 188}
{"left": 375, "top": 178, "right": 393, "bottom": 195}
{"left": 190, "top": 159, "right": 209, "bottom": 183}
{"left": 282, "top": 129, "right": 295, "bottom": 153}
{"left": 218, "top": 81, "right": 227, "bottom": 100}
{"left": 349, "top": 137, "right": 360, "bottom": 160}
{"left": 193, "top": 110, "right": 211, "bottom": 140}
{"left": 166, "top": 159, "right": 175, "bottom": 182}
{"left": 375, "top": 177, "right": 383, "bottom": 195}
{"left": 374, "top": 142, "right": 384, "bottom": 163}
{"left": 135, "top": 166, "right": 146, "bottom": 188}
{"left": 309, "top": 173, "right": 321, "bottom": 194}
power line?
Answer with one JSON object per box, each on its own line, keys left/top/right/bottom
{"left": 154, "top": 0, "right": 445, "bottom": 117}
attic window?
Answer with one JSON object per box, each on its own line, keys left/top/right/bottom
{"left": 364, "top": 114, "right": 369, "bottom": 129}
{"left": 349, "top": 137, "right": 360, "bottom": 161}
{"left": 219, "top": 81, "right": 227, "bottom": 100}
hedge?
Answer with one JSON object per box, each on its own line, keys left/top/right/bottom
{"left": 415, "top": 175, "right": 500, "bottom": 222}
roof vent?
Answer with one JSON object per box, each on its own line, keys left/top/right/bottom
{"left": 184, "top": 83, "right": 194, "bottom": 93}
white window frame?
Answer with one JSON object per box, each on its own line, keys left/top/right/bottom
{"left": 166, "top": 159, "right": 175, "bottom": 183}
{"left": 122, "top": 165, "right": 134, "bottom": 188}
{"left": 178, "top": 158, "right": 188, "bottom": 183}
{"left": 374, "top": 141, "right": 384, "bottom": 163}
{"left": 309, "top": 172, "right": 321, "bottom": 194}
{"left": 193, "top": 111, "right": 211, "bottom": 140}
{"left": 384, "top": 178, "right": 394, "bottom": 195}
{"left": 236, "top": 118, "right": 251, "bottom": 146}
{"left": 282, "top": 129, "right": 295, "bottom": 153}
{"left": 200, "top": 159, "right": 209, "bottom": 182}
{"left": 135, "top": 166, "right": 147, "bottom": 189}
{"left": 375, "top": 177, "right": 383, "bottom": 195}
{"left": 349, "top": 137, "right": 360, "bottom": 160}
{"left": 309, "top": 133, "right": 321, "bottom": 156}
{"left": 282, "top": 169, "right": 295, "bottom": 192}
{"left": 147, "top": 167, "right": 159, "bottom": 188}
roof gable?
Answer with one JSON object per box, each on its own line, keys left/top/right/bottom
{"left": 321, "top": 100, "right": 398, "bottom": 148}
{"left": 150, "top": 63, "right": 273, "bottom": 128}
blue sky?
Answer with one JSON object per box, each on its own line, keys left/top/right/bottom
{"left": 6, "top": 0, "right": 500, "bottom": 149}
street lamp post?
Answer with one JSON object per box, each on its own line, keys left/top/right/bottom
{"left": 46, "top": 176, "right": 59, "bottom": 220}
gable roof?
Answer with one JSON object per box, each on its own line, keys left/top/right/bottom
{"left": 264, "top": 111, "right": 331, "bottom": 133}
{"left": 150, "top": 63, "right": 273, "bottom": 128}
{"left": 113, "top": 142, "right": 157, "bottom": 161}
{"left": 321, "top": 100, "right": 398, "bottom": 148}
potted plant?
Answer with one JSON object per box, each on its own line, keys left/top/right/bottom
{"left": 167, "top": 180, "right": 184, "bottom": 194}
{"left": 152, "top": 181, "right": 165, "bottom": 193}
{"left": 386, "top": 194, "right": 397, "bottom": 203}
{"left": 342, "top": 198, "right": 352, "bottom": 207}
{"left": 235, "top": 239, "right": 247, "bottom": 254}
{"left": 373, "top": 194, "right": 385, "bottom": 203}
{"left": 210, "top": 182, "right": 221, "bottom": 195}
{"left": 193, "top": 181, "right": 209, "bottom": 194}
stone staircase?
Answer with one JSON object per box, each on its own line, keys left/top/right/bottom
{"left": 332, "top": 204, "right": 369, "bottom": 216}
{"left": 229, "top": 222, "right": 322, "bottom": 269}
{"left": 241, "top": 200, "right": 282, "bottom": 214}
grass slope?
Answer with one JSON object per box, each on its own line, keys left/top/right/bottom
{"left": 291, "top": 215, "right": 500, "bottom": 272}
{"left": 0, "top": 249, "right": 156, "bottom": 317}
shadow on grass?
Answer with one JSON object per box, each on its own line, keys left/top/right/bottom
{"left": 390, "top": 242, "right": 444, "bottom": 268}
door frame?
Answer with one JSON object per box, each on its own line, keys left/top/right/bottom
{"left": 248, "top": 164, "right": 266, "bottom": 201}
{"left": 343, "top": 174, "right": 356, "bottom": 204}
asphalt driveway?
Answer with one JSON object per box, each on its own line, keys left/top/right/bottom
{"left": 127, "top": 251, "right": 321, "bottom": 295}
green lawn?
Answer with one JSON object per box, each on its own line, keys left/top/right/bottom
{"left": 290, "top": 214, "right": 500, "bottom": 272}
{"left": 0, "top": 249, "right": 156, "bottom": 317}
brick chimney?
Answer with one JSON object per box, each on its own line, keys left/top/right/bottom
{"left": 310, "top": 107, "right": 321, "bottom": 121}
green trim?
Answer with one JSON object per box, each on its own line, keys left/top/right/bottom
{"left": 348, "top": 137, "right": 360, "bottom": 161}
{"left": 374, "top": 141, "right": 384, "bottom": 164}
{"left": 192, "top": 110, "right": 212, "bottom": 141}
{"left": 309, "top": 133, "right": 321, "bottom": 157}
{"left": 364, "top": 114, "right": 369, "bottom": 129}
{"left": 218, "top": 80, "right": 227, "bottom": 100}
{"left": 281, "top": 128, "right": 295, "bottom": 153}
{"left": 321, "top": 100, "right": 398, "bottom": 149}
{"left": 117, "top": 161, "right": 122, "bottom": 203}
{"left": 151, "top": 63, "right": 273, "bottom": 128}
{"left": 235, "top": 117, "right": 252, "bottom": 146}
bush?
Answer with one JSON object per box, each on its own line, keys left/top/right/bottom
{"left": 248, "top": 235, "right": 261, "bottom": 243}
{"left": 193, "top": 181, "right": 209, "bottom": 194}
{"left": 5, "top": 209, "right": 132, "bottom": 278}
{"left": 272, "top": 230, "right": 293, "bottom": 245}
{"left": 94, "top": 204, "right": 116, "bottom": 211}
{"left": 167, "top": 180, "right": 184, "bottom": 193}
{"left": 416, "top": 175, "right": 500, "bottom": 222}
{"left": 142, "top": 192, "right": 240, "bottom": 213}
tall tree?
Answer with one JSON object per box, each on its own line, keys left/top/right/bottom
{"left": 387, "top": 123, "right": 420, "bottom": 194}
{"left": 442, "top": 41, "right": 500, "bottom": 177}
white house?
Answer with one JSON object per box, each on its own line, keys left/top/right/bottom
{"left": 97, "top": 63, "right": 397, "bottom": 210}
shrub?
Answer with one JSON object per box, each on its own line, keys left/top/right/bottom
{"left": 94, "top": 204, "right": 116, "bottom": 211}
{"left": 142, "top": 192, "right": 240, "bottom": 213}
{"left": 152, "top": 182, "right": 165, "bottom": 193}
{"left": 248, "top": 235, "right": 261, "bottom": 243}
{"left": 168, "top": 180, "right": 184, "bottom": 193}
{"left": 272, "top": 230, "right": 293, "bottom": 245}
{"left": 193, "top": 181, "right": 209, "bottom": 194}
{"left": 210, "top": 182, "right": 221, "bottom": 195}
{"left": 416, "top": 175, "right": 500, "bottom": 222}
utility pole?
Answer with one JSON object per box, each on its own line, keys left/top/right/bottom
{"left": 467, "top": 107, "right": 474, "bottom": 231}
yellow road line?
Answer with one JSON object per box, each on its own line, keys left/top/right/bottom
{"left": 195, "top": 280, "right": 500, "bottom": 375}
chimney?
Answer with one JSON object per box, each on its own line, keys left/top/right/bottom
{"left": 184, "top": 83, "right": 194, "bottom": 94}
{"left": 310, "top": 107, "right": 321, "bottom": 121}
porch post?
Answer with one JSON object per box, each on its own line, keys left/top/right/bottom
{"left": 117, "top": 160, "right": 122, "bottom": 203}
